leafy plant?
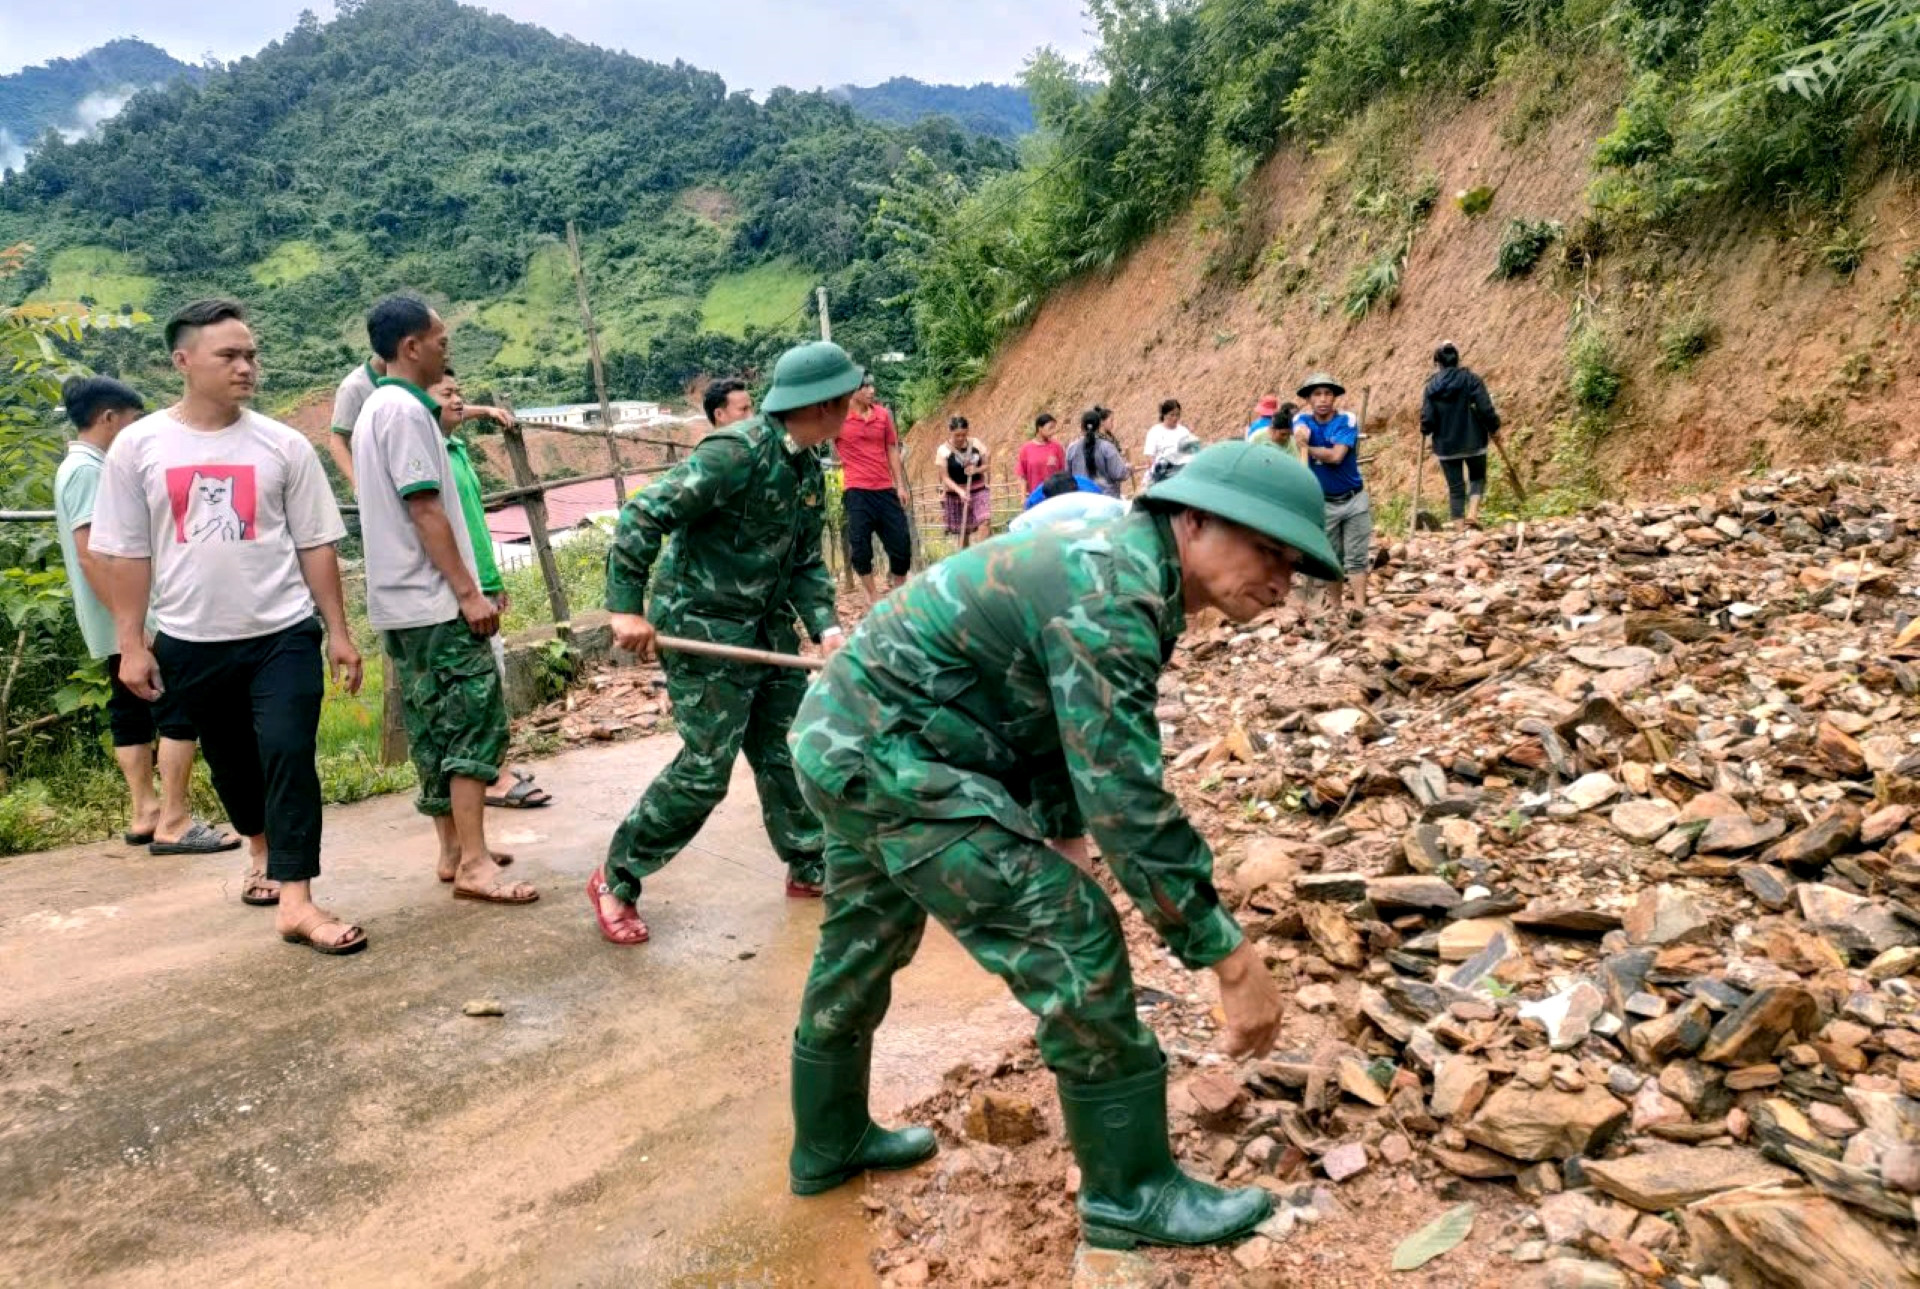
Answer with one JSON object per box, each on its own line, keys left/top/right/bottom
{"left": 1493, "top": 218, "right": 1563, "bottom": 279}
{"left": 1568, "top": 326, "right": 1623, "bottom": 412}
{"left": 1456, "top": 185, "right": 1496, "bottom": 216}
{"left": 1822, "top": 224, "right": 1872, "bottom": 276}
{"left": 1658, "top": 312, "right": 1717, "bottom": 370}
{"left": 1774, "top": 0, "right": 1920, "bottom": 140}
{"left": 1343, "top": 240, "right": 1407, "bottom": 320}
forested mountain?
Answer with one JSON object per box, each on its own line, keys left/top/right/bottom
{"left": 833, "top": 79, "right": 1036, "bottom": 140}
{"left": 0, "top": 0, "right": 1013, "bottom": 405}
{"left": 0, "top": 39, "right": 202, "bottom": 169}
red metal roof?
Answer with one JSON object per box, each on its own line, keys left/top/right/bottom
{"left": 486, "top": 477, "right": 625, "bottom": 542}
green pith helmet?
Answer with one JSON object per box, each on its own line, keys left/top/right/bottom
{"left": 761, "top": 341, "right": 865, "bottom": 415}
{"left": 1296, "top": 372, "right": 1345, "bottom": 398}
{"left": 1143, "top": 440, "right": 1345, "bottom": 582}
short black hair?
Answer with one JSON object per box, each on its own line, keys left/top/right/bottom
{"left": 367, "top": 294, "right": 435, "bottom": 362}
{"left": 165, "top": 297, "right": 247, "bottom": 351}
{"left": 948, "top": 414, "right": 969, "bottom": 432}
{"left": 62, "top": 375, "right": 145, "bottom": 431}
{"left": 1159, "top": 398, "right": 1181, "bottom": 418}
{"left": 1035, "top": 412, "right": 1056, "bottom": 431}
{"left": 1039, "top": 471, "right": 1079, "bottom": 499}
{"left": 1434, "top": 342, "right": 1461, "bottom": 367}
{"left": 1279, "top": 401, "right": 1298, "bottom": 420}
{"left": 703, "top": 377, "right": 748, "bottom": 426}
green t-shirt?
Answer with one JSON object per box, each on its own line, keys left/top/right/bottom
{"left": 54, "top": 441, "right": 118, "bottom": 660}
{"left": 445, "top": 436, "right": 503, "bottom": 595}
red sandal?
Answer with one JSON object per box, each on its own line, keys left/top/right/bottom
{"left": 588, "top": 869, "right": 649, "bottom": 945}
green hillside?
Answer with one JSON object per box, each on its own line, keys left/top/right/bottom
{"left": 833, "top": 78, "right": 1036, "bottom": 140}
{"left": 0, "top": 38, "right": 201, "bottom": 162}
{"left": 0, "top": 0, "right": 1013, "bottom": 404}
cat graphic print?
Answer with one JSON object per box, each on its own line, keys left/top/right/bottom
{"left": 167, "top": 466, "right": 257, "bottom": 544}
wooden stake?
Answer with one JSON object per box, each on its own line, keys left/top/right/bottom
{"left": 501, "top": 422, "right": 572, "bottom": 643}
{"left": 1409, "top": 435, "right": 1427, "bottom": 541}
{"left": 379, "top": 655, "right": 408, "bottom": 765}
{"left": 565, "top": 220, "right": 625, "bottom": 499}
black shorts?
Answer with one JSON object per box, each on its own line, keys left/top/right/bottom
{"left": 843, "top": 487, "right": 912, "bottom": 577}
{"left": 105, "top": 653, "right": 197, "bottom": 747}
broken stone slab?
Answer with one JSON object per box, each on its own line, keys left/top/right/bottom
{"left": 1569, "top": 645, "right": 1658, "bottom": 672}
{"left": 1312, "top": 708, "right": 1380, "bottom": 741}
{"left": 1798, "top": 884, "right": 1920, "bottom": 959}
{"left": 1430, "top": 1056, "right": 1491, "bottom": 1122}
{"left": 1299, "top": 901, "right": 1367, "bottom": 969}
{"left": 1685, "top": 1185, "right": 1919, "bottom": 1289}
{"left": 1868, "top": 945, "right": 1920, "bottom": 982}
{"left": 1600, "top": 948, "right": 1657, "bottom": 1014}
{"left": 1537, "top": 1190, "right": 1637, "bottom": 1245}
{"left": 1782, "top": 1145, "right": 1916, "bottom": 1224}
{"left": 1402, "top": 823, "right": 1448, "bottom": 875}
{"left": 1356, "top": 985, "right": 1416, "bottom": 1044}
{"left": 1699, "top": 986, "right": 1819, "bottom": 1067}
{"left": 1439, "top": 918, "right": 1513, "bottom": 962}
{"left": 1400, "top": 760, "right": 1448, "bottom": 808}
{"left": 1611, "top": 798, "right": 1680, "bottom": 843}
{"left": 1448, "top": 892, "right": 1527, "bottom": 920}
{"left": 1863, "top": 804, "right": 1915, "bottom": 847}
{"left": 1294, "top": 872, "right": 1368, "bottom": 904}
{"left": 1366, "top": 875, "right": 1462, "bottom": 916}
{"left": 1428, "top": 1143, "right": 1520, "bottom": 1179}
{"left": 1738, "top": 865, "right": 1796, "bottom": 912}
{"left": 1513, "top": 903, "right": 1623, "bottom": 938}
{"left": 1336, "top": 1057, "right": 1388, "bottom": 1108}
{"left": 1070, "top": 1246, "right": 1172, "bottom": 1289}
{"left": 1697, "top": 813, "right": 1788, "bottom": 855}
{"left": 1762, "top": 802, "right": 1863, "bottom": 872}
{"left": 1586, "top": 1148, "right": 1793, "bottom": 1211}
{"left": 1627, "top": 999, "right": 1715, "bottom": 1066}
{"left": 1562, "top": 772, "right": 1623, "bottom": 813}
{"left": 1623, "top": 884, "right": 1714, "bottom": 946}
{"left": 1519, "top": 981, "right": 1607, "bottom": 1052}
{"left": 1447, "top": 930, "right": 1516, "bottom": 990}
{"left": 1817, "top": 721, "right": 1870, "bottom": 777}
{"left": 1320, "top": 1141, "right": 1369, "bottom": 1182}
{"left": 1464, "top": 1083, "right": 1628, "bottom": 1162}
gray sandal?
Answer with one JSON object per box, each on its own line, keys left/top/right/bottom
{"left": 151, "top": 821, "right": 243, "bottom": 856}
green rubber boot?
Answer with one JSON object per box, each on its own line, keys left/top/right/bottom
{"left": 1058, "top": 1058, "right": 1272, "bottom": 1249}
{"left": 789, "top": 1037, "right": 939, "bottom": 1196}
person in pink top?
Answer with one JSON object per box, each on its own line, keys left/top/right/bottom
{"left": 838, "top": 371, "right": 913, "bottom": 604}
{"left": 1016, "top": 412, "right": 1066, "bottom": 497}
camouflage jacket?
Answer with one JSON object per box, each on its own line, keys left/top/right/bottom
{"left": 606, "top": 414, "right": 837, "bottom": 651}
{"left": 791, "top": 509, "right": 1241, "bottom": 970}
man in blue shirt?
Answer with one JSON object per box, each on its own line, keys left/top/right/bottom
{"left": 1291, "top": 373, "right": 1371, "bottom": 620}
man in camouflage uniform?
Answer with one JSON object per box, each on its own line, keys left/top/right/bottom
{"left": 785, "top": 442, "right": 1348, "bottom": 1252}
{"left": 590, "top": 341, "right": 858, "bottom": 945}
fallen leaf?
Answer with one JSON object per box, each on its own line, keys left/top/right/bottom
{"left": 1392, "top": 1202, "right": 1476, "bottom": 1272}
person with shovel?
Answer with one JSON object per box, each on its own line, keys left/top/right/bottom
{"left": 784, "top": 441, "right": 1347, "bottom": 1252}
{"left": 1420, "top": 341, "right": 1502, "bottom": 527}
{"left": 589, "top": 341, "right": 856, "bottom": 945}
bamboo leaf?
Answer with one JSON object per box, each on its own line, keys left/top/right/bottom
{"left": 1391, "top": 1203, "right": 1476, "bottom": 1272}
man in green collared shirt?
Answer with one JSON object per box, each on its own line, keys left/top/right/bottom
{"left": 426, "top": 371, "right": 553, "bottom": 810}
{"left": 588, "top": 341, "right": 856, "bottom": 946}
{"left": 352, "top": 295, "right": 536, "bottom": 908}
{"left": 784, "top": 442, "right": 1347, "bottom": 1254}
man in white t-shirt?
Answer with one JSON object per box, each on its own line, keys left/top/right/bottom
{"left": 90, "top": 297, "right": 367, "bottom": 955}
{"left": 352, "top": 294, "right": 535, "bottom": 907}
{"left": 1141, "top": 399, "right": 1193, "bottom": 477}
{"left": 326, "top": 356, "right": 382, "bottom": 486}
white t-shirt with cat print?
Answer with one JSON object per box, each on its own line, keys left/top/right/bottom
{"left": 89, "top": 408, "right": 347, "bottom": 643}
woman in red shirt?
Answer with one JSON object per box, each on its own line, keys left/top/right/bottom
{"left": 1016, "top": 412, "right": 1066, "bottom": 497}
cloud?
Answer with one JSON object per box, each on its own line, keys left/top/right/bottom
{"left": 0, "top": 130, "right": 23, "bottom": 175}
{"left": 58, "top": 89, "right": 138, "bottom": 141}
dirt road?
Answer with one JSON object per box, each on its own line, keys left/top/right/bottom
{"left": 0, "top": 736, "right": 1027, "bottom": 1287}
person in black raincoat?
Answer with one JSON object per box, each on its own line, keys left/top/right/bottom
{"left": 1419, "top": 342, "right": 1501, "bottom": 526}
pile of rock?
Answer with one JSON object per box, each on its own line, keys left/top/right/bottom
{"left": 1164, "top": 468, "right": 1920, "bottom": 1284}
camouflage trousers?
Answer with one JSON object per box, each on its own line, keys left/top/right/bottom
{"left": 793, "top": 771, "right": 1162, "bottom": 1083}
{"left": 604, "top": 654, "right": 823, "bottom": 902}
{"left": 383, "top": 618, "right": 510, "bottom": 817}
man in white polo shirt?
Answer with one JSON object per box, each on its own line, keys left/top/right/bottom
{"left": 352, "top": 294, "right": 535, "bottom": 907}
{"left": 326, "top": 355, "right": 381, "bottom": 486}
{"left": 90, "top": 298, "right": 367, "bottom": 955}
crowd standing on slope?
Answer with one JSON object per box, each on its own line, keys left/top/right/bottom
{"left": 49, "top": 287, "right": 1504, "bottom": 1253}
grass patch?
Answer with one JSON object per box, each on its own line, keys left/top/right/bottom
{"left": 28, "top": 245, "right": 156, "bottom": 310}
{"left": 700, "top": 259, "right": 813, "bottom": 339}
{"left": 500, "top": 523, "right": 614, "bottom": 635}
{"left": 250, "top": 239, "right": 326, "bottom": 288}
{"left": 477, "top": 242, "right": 589, "bottom": 369}
{"left": 1658, "top": 312, "right": 1716, "bottom": 372}
{"left": 1568, "top": 326, "right": 1623, "bottom": 412}
{"left": 1493, "top": 218, "right": 1563, "bottom": 280}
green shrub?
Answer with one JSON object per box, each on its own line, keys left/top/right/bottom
{"left": 1568, "top": 327, "right": 1623, "bottom": 411}
{"left": 1493, "top": 218, "right": 1564, "bottom": 279}
{"left": 1456, "top": 185, "right": 1496, "bottom": 217}
{"left": 1822, "top": 224, "right": 1871, "bottom": 276}
{"left": 1658, "top": 313, "right": 1717, "bottom": 370}
{"left": 1343, "top": 242, "right": 1406, "bottom": 320}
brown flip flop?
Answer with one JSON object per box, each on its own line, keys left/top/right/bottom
{"left": 280, "top": 908, "right": 367, "bottom": 956}
{"left": 438, "top": 851, "right": 514, "bottom": 883}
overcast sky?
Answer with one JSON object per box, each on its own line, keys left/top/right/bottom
{"left": 0, "top": 1, "right": 1095, "bottom": 94}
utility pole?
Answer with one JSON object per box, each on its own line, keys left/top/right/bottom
{"left": 565, "top": 220, "right": 624, "bottom": 498}
{"left": 816, "top": 285, "right": 831, "bottom": 342}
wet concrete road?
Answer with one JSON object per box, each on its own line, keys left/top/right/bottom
{"left": 0, "top": 736, "right": 1028, "bottom": 1286}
